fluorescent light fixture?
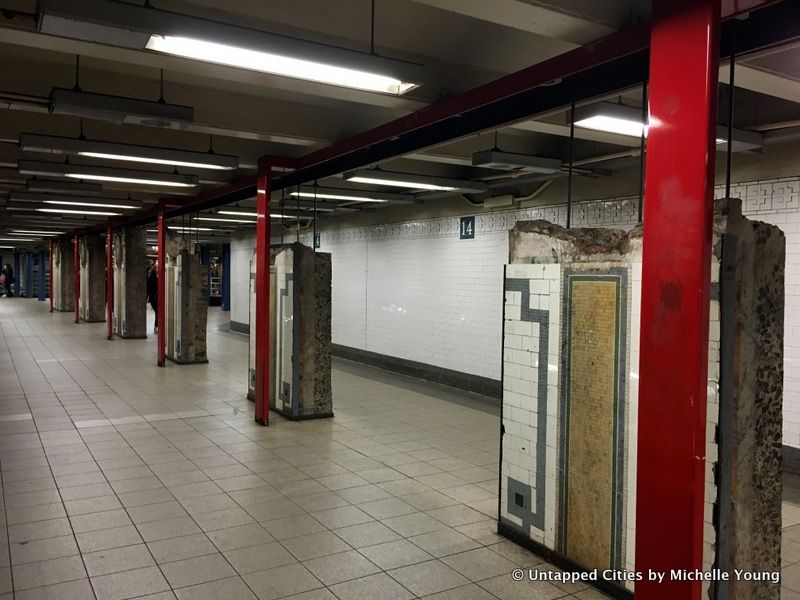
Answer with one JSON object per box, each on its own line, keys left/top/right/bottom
{"left": 49, "top": 88, "right": 193, "bottom": 129}
{"left": 472, "top": 150, "right": 562, "bottom": 174}
{"left": 290, "top": 191, "right": 387, "bottom": 203}
{"left": 218, "top": 210, "right": 256, "bottom": 217}
{"left": 0, "top": 237, "right": 35, "bottom": 242}
{"left": 26, "top": 179, "right": 102, "bottom": 194}
{"left": 38, "top": 0, "right": 422, "bottom": 95}
{"left": 10, "top": 192, "right": 143, "bottom": 210}
{"left": 20, "top": 134, "right": 238, "bottom": 170}
{"left": 167, "top": 226, "right": 215, "bottom": 232}
{"left": 218, "top": 210, "right": 295, "bottom": 219}
{"left": 18, "top": 161, "right": 198, "bottom": 188}
{"left": 573, "top": 102, "right": 646, "bottom": 138}
{"left": 714, "top": 125, "right": 763, "bottom": 152}
{"left": 10, "top": 230, "right": 63, "bottom": 235}
{"left": 196, "top": 216, "right": 255, "bottom": 223}
{"left": 146, "top": 35, "right": 418, "bottom": 95}
{"left": 36, "top": 208, "right": 120, "bottom": 216}
{"left": 343, "top": 170, "right": 489, "bottom": 193}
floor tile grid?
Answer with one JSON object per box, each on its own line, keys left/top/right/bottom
{"left": 5, "top": 298, "right": 796, "bottom": 598}
{"left": 0, "top": 390, "right": 95, "bottom": 597}
{"left": 1, "top": 302, "right": 592, "bottom": 600}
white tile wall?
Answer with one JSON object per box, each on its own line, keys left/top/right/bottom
{"left": 229, "top": 176, "right": 798, "bottom": 446}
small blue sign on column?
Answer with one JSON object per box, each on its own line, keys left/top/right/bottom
{"left": 314, "top": 233, "right": 321, "bottom": 248}
{"left": 459, "top": 216, "right": 475, "bottom": 240}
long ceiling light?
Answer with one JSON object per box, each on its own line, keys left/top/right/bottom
{"left": 10, "top": 192, "right": 143, "bottom": 210}
{"left": 18, "top": 161, "right": 198, "bottom": 188}
{"left": 0, "top": 238, "right": 35, "bottom": 242}
{"left": 20, "top": 134, "right": 238, "bottom": 171}
{"left": 37, "top": 208, "right": 120, "bottom": 216}
{"left": 218, "top": 210, "right": 295, "bottom": 219}
{"left": 472, "top": 150, "right": 562, "bottom": 174}
{"left": 343, "top": 170, "right": 489, "bottom": 193}
{"left": 26, "top": 179, "right": 103, "bottom": 194}
{"left": 195, "top": 216, "right": 255, "bottom": 223}
{"left": 147, "top": 36, "right": 419, "bottom": 95}
{"left": 38, "top": 0, "right": 423, "bottom": 96}
{"left": 572, "top": 103, "right": 763, "bottom": 152}
{"left": 573, "top": 102, "right": 646, "bottom": 138}
{"left": 291, "top": 192, "right": 387, "bottom": 203}
{"left": 10, "top": 230, "right": 64, "bottom": 236}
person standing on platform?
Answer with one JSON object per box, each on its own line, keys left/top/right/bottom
{"left": 2, "top": 263, "right": 15, "bottom": 297}
{"left": 146, "top": 260, "right": 158, "bottom": 332}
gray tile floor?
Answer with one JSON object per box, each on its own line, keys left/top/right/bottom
{"left": 0, "top": 298, "right": 797, "bottom": 599}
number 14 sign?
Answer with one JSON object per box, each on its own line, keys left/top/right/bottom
{"left": 460, "top": 216, "right": 475, "bottom": 240}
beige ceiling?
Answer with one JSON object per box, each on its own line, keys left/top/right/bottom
{"left": 0, "top": 0, "right": 798, "bottom": 242}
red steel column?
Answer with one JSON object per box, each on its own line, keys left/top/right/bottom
{"left": 635, "top": 1, "right": 720, "bottom": 598}
{"left": 157, "top": 205, "right": 166, "bottom": 367}
{"left": 254, "top": 156, "right": 271, "bottom": 426}
{"left": 106, "top": 224, "right": 113, "bottom": 340}
{"left": 49, "top": 238, "right": 54, "bottom": 313}
{"left": 73, "top": 234, "right": 80, "bottom": 324}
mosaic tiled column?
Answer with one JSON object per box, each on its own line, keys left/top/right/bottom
{"left": 78, "top": 234, "right": 106, "bottom": 323}
{"left": 52, "top": 237, "right": 74, "bottom": 312}
{"left": 112, "top": 227, "right": 147, "bottom": 339}
{"left": 262, "top": 242, "right": 332, "bottom": 419}
{"left": 499, "top": 198, "right": 783, "bottom": 600}
{"left": 165, "top": 244, "right": 208, "bottom": 364}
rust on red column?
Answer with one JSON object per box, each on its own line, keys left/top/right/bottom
{"left": 635, "top": 1, "right": 720, "bottom": 598}
{"left": 73, "top": 234, "right": 79, "bottom": 324}
{"left": 254, "top": 156, "right": 272, "bottom": 426}
{"left": 107, "top": 224, "right": 113, "bottom": 340}
{"left": 157, "top": 205, "right": 166, "bottom": 367}
{"left": 49, "top": 238, "right": 54, "bottom": 313}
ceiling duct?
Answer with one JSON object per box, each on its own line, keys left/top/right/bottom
{"left": 49, "top": 88, "right": 193, "bottom": 129}
{"left": 472, "top": 150, "right": 562, "bottom": 174}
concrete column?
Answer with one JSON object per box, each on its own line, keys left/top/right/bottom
{"left": 24, "top": 254, "right": 33, "bottom": 298}
{"left": 112, "top": 227, "right": 147, "bottom": 339}
{"left": 499, "top": 198, "right": 782, "bottom": 600}
{"left": 52, "top": 238, "right": 74, "bottom": 311}
{"left": 13, "top": 252, "right": 20, "bottom": 297}
{"left": 221, "top": 243, "right": 230, "bottom": 311}
{"left": 266, "top": 243, "right": 332, "bottom": 420}
{"left": 165, "top": 240, "right": 208, "bottom": 364}
{"left": 78, "top": 234, "right": 106, "bottom": 322}
{"left": 38, "top": 250, "right": 46, "bottom": 301}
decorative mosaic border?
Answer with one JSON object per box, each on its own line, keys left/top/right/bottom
{"left": 314, "top": 176, "right": 800, "bottom": 246}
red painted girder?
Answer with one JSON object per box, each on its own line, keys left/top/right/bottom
{"left": 254, "top": 156, "right": 272, "bottom": 426}
{"left": 107, "top": 224, "right": 113, "bottom": 340}
{"left": 157, "top": 206, "right": 166, "bottom": 367}
{"left": 635, "top": 0, "right": 720, "bottom": 598}
{"left": 73, "top": 234, "right": 79, "bottom": 324}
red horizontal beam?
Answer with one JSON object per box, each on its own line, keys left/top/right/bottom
{"left": 293, "top": 24, "right": 651, "bottom": 174}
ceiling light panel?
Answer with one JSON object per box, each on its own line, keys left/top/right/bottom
{"left": 49, "top": 88, "right": 193, "bottom": 129}
{"left": 20, "top": 134, "right": 238, "bottom": 170}
{"left": 290, "top": 185, "right": 416, "bottom": 204}
{"left": 26, "top": 179, "right": 103, "bottom": 194}
{"left": 472, "top": 150, "right": 562, "bottom": 174}
{"left": 343, "top": 170, "right": 489, "bottom": 193}
{"left": 10, "top": 192, "right": 143, "bottom": 210}
{"left": 18, "top": 161, "right": 198, "bottom": 188}
{"left": 573, "top": 102, "right": 646, "bottom": 138}
{"left": 38, "top": 0, "right": 423, "bottom": 95}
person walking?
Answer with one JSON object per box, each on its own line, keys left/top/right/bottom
{"left": 2, "top": 263, "right": 15, "bottom": 297}
{"left": 146, "top": 261, "right": 158, "bottom": 332}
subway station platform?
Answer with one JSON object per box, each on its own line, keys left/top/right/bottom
{"left": 1, "top": 298, "right": 800, "bottom": 599}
